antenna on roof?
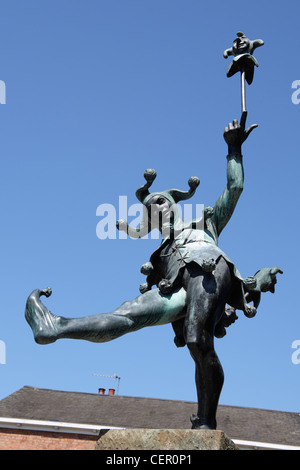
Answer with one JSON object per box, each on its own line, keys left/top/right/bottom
{"left": 92, "top": 373, "right": 121, "bottom": 395}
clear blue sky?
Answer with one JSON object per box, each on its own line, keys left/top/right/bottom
{"left": 0, "top": 0, "right": 299, "bottom": 416}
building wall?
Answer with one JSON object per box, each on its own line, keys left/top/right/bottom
{"left": 0, "top": 428, "right": 98, "bottom": 450}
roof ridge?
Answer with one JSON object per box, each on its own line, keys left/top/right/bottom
{"left": 21, "top": 386, "right": 197, "bottom": 404}
{"left": 6, "top": 386, "right": 300, "bottom": 415}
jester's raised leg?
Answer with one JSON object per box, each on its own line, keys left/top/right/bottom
{"left": 25, "top": 286, "right": 187, "bottom": 345}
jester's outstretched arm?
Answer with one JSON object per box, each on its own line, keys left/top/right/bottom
{"left": 211, "top": 111, "right": 257, "bottom": 236}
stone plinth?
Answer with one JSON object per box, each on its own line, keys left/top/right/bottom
{"left": 95, "top": 429, "right": 239, "bottom": 450}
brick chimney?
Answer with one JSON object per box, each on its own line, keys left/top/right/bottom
{"left": 98, "top": 388, "right": 106, "bottom": 395}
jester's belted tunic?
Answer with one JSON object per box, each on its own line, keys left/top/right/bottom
{"left": 148, "top": 218, "right": 249, "bottom": 314}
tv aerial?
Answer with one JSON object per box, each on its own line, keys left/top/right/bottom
{"left": 92, "top": 373, "right": 121, "bottom": 395}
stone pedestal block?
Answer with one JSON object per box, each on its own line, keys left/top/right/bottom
{"left": 95, "top": 429, "right": 239, "bottom": 450}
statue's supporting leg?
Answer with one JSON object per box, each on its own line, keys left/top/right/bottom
{"left": 183, "top": 258, "right": 232, "bottom": 430}
{"left": 25, "top": 286, "right": 187, "bottom": 345}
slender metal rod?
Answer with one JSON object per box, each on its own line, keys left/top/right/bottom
{"left": 241, "top": 68, "right": 246, "bottom": 113}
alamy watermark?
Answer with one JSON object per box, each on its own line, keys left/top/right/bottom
{"left": 0, "top": 340, "right": 6, "bottom": 365}
{"left": 0, "top": 80, "right": 6, "bottom": 104}
{"left": 291, "top": 80, "right": 300, "bottom": 104}
{"left": 291, "top": 340, "right": 300, "bottom": 365}
{"left": 96, "top": 196, "right": 204, "bottom": 240}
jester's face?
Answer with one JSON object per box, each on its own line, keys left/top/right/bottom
{"left": 233, "top": 36, "right": 250, "bottom": 55}
{"left": 145, "top": 194, "right": 175, "bottom": 230}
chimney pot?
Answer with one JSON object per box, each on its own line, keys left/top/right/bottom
{"left": 108, "top": 388, "right": 115, "bottom": 396}
{"left": 98, "top": 388, "right": 106, "bottom": 395}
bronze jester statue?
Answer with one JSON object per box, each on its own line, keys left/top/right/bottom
{"left": 25, "top": 111, "right": 282, "bottom": 430}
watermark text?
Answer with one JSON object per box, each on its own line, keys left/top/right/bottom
{"left": 291, "top": 80, "right": 300, "bottom": 104}
{"left": 291, "top": 340, "right": 300, "bottom": 365}
{"left": 96, "top": 196, "right": 204, "bottom": 240}
{"left": 0, "top": 340, "right": 6, "bottom": 365}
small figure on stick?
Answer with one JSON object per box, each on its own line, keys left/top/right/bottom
{"left": 224, "top": 32, "right": 264, "bottom": 112}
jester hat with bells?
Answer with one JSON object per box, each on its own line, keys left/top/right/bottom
{"left": 116, "top": 169, "right": 200, "bottom": 239}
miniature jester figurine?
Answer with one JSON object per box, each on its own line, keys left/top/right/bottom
{"left": 223, "top": 31, "right": 264, "bottom": 85}
{"left": 25, "top": 111, "right": 282, "bottom": 431}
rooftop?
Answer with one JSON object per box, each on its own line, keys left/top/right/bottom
{"left": 0, "top": 386, "right": 299, "bottom": 448}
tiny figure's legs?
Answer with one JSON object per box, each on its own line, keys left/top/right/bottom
{"left": 25, "top": 286, "right": 187, "bottom": 345}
